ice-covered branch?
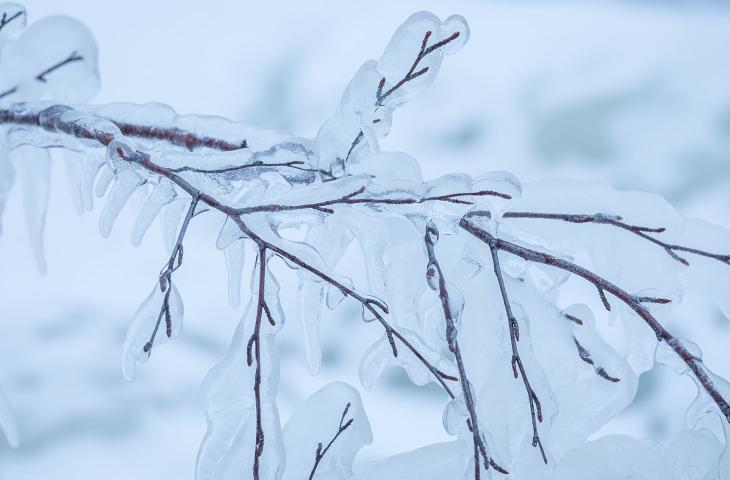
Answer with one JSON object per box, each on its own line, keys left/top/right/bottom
{"left": 461, "top": 215, "right": 730, "bottom": 425}
{"left": 487, "top": 245, "right": 547, "bottom": 464}
{"left": 343, "top": 27, "right": 463, "bottom": 164}
{"left": 307, "top": 402, "right": 354, "bottom": 480}
{"left": 237, "top": 187, "right": 510, "bottom": 215}
{"left": 424, "top": 223, "right": 507, "bottom": 477}
{"left": 0, "top": 9, "right": 24, "bottom": 33}
{"left": 144, "top": 194, "right": 199, "bottom": 354}
{"left": 504, "top": 211, "right": 730, "bottom": 267}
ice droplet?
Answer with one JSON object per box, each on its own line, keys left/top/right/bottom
{"left": 99, "top": 168, "right": 141, "bottom": 238}
{"left": 224, "top": 240, "right": 246, "bottom": 308}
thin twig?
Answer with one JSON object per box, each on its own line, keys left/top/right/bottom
{"left": 247, "top": 246, "right": 267, "bottom": 480}
{"left": 487, "top": 245, "right": 547, "bottom": 464}
{"left": 503, "top": 211, "right": 730, "bottom": 267}
{"left": 0, "top": 10, "right": 24, "bottom": 33}
{"left": 237, "top": 187, "right": 511, "bottom": 215}
{"left": 143, "top": 194, "right": 199, "bottom": 354}
{"left": 573, "top": 337, "right": 620, "bottom": 383}
{"left": 307, "top": 402, "right": 354, "bottom": 480}
{"left": 343, "top": 29, "right": 462, "bottom": 164}
{"left": 424, "top": 223, "right": 507, "bottom": 477}
{"left": 461, "top": 215, "right": 730, "bottom": 425}
{"left": 35, "top": 51, "right": 84, "bottom": 82}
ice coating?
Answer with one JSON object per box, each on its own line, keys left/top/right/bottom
{"left": 121, "top": 282, "right": 184, "bottom": 382}
{"left": 315, "top": 11, "right": 470, "bottom": 172}
{"left": 0, "top": 15, "right": 98, "bottom": 103}
{"left": 281, "top": 382, "right": 372, "bottom": 480}
{"left": 196, "top": 266, "right": 284, "bottom": 480}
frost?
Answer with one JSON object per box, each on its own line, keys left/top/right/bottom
{"left": 121, "top": 282, "right": 184, "bottom": 381}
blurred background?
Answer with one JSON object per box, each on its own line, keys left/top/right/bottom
{"left": 1, "top": 0, "right": 729, "bottom": 478}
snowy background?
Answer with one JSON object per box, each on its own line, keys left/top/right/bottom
{"left": 1, "top": 0, "right": 730, "bottom": 478}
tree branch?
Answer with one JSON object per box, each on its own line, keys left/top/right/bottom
{"left": 503, "top": 211, "right": 730, "bottom": 267}
{"left": 461, "top": 215, "right": 730, "bottom": 425}
{"left": 344, "top": 29, "right": 462, "bottom": 164}
{"left": 307, "top": 402, "right": 354, "bottom": 480}
{"left": 424, "top": 223, "right": 507, "bottom": 477}
{"left": 237, "top": 187, "right": 511, "bottom": 215}
{"left": 487, "top": 245, "right": 547, "bottom": 464}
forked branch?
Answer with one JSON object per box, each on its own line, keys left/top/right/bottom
{"left": 307, "top": 402, "right": 354, "bottom": 480}
{"left": 504, "top": 211, "right": 730, "bottom": 267}
{"left": 461, "top": 215, "right": 730, "bottom": 425}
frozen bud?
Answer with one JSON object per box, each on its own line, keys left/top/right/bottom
{"left": 439, "top": 15, "right": 470, "bottom": 55}
{"left": 426, "top": 260, "right": 440, "bottom": 291}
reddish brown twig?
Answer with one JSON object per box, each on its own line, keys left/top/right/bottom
{"left": 573, "top": 337, "right": 620, "bottom": 383}
{"left": 487, "top": 245, "right": 547, "bottom": 464}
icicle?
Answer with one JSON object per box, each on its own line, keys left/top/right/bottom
{"left": 99, "top": 168, "right": 141, "bottom": 238}
{"left": 61, "top": 150, "right": 84, "bottom": 214}
{"left": 0, "top": 386, "right": 19, "bottom": 448}
{"left": 130, "top": 179, "right": 176, "bottom": 247}
{"left": 80, "top": 153, "right": 104, "bottom": 210}
{"left": 160, "top": 198, "right": 189, "bottom": 254}
{"left": 94, "top": 165, "right": 114, "bottom": 198}
{"left": 224, "top": 240, "right": 246, "bottom": 308}
{"left": 297, "top": 278, "right": 326, "bottom": 375}
{"left": 122, "top": 282, "right": 184, "bottom": 382}
{"left": 0, "top": 141, "right": 15, "bottom": 235}
{"left": 216, "top": 215, "right": 243, "bottom": 250}
{"left": 13, "top": 145, "right": 50, "bottom": 273}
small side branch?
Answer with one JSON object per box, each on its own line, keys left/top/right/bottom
{"left": 144, "top": 194, "right": 199, "bottom": 354}
{"left": 424, "top": 224, "right": 507, "bottom": 477}
{"left": 573, "top": 337, "right": 620, "bottom": 383}
{"left": 307, "top": 402, "right": 354, "bottom": 480}
{"left": 503, "top": 211, "right": 730, "bottom": 267}
{"left": 35, "top": 51, "right": 84, "bottom": 82}
{"left": 487, "top": 245, "right": 547, "bottom": 464}
{"left": 0, "top": 10, "right": 24, "bottom": 33}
